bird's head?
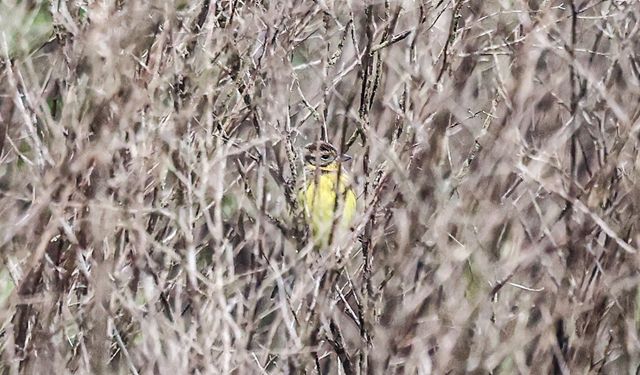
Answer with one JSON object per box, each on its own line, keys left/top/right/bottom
{"left": 303, "top": 141, "right": 351, "bottom": 172}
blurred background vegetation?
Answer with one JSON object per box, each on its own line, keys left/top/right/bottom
{"left": 1, "top": 0, "right": 640, "bottom": 374}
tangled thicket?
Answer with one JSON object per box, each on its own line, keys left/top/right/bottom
{"left": 2, "top": 0, "right": 640, "bottom": 374}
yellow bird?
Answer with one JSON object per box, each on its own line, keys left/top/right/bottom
{"left": 299, "top": 141, "right": 357, "bottom": 245}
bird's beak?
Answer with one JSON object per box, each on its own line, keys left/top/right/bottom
{"left": 338, "top": 154, "right": 352, "bottom": 162}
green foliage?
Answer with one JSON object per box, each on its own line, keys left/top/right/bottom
{"left": 0, "top": 1, "right": 53, "bottom": 58}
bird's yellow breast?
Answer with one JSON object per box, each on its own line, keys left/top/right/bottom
{"left": 299, "top": 168, "right": 356, "bottom": 243}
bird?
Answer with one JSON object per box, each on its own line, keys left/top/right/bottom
{"left": 298, "top": 141, "right": 357, "bottom": 245}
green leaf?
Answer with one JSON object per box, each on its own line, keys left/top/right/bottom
{"left": 0, "top": 2, "right": 54, "bottom": 58}
{"left": 0, "top": 268, "right": 14, "bottom": 307}
{"left": 221, "top": 193, "right": 237, "bottom": 219}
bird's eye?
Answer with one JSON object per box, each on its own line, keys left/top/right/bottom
{"left": 321, "top": 154, "right": 330, "bottom": 160}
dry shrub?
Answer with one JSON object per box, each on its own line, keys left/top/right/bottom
{"left": 1, "top": 0, "right": 640, "bottom": 374}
